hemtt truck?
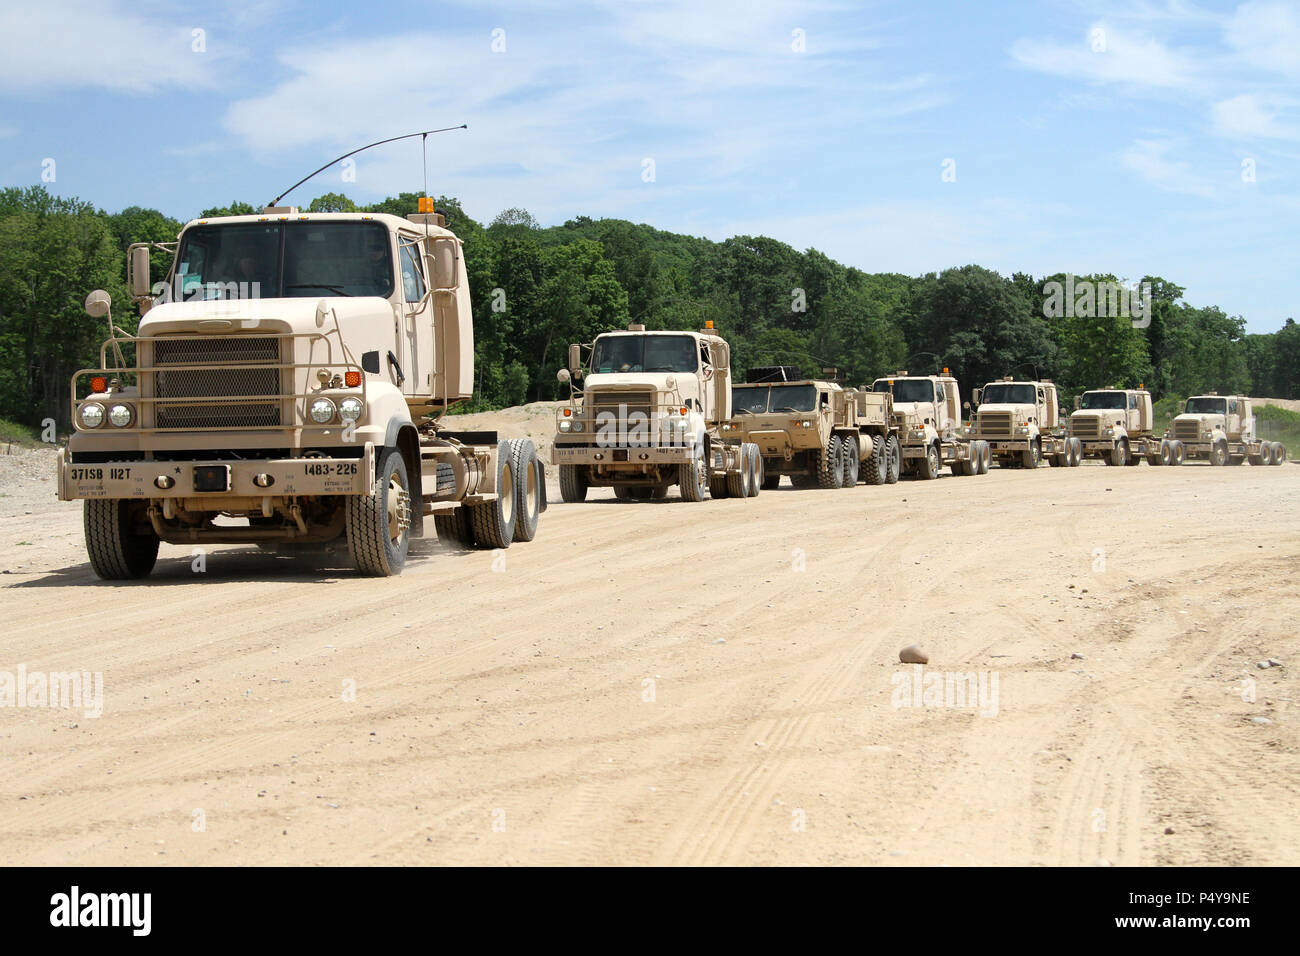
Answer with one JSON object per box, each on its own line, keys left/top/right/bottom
{"left": 60, "top": 204, "right": 546, "bottom": 579}
{"left": 970, "top": 377, "right": 1081, "bottom": 468}
{"left": 868, "top": 371, "right": 990, "bottom": 479}
{"left": 1170, "top": 394, "right": 1288, "bottom": 466}
{"left": 725, "top": 366, "right": 901, "bottom": 489}
{"left": 551, "top": 323, "right": 760, "bottom": 501}
{"left": 1068, "top": 388, "right": 1183, "bottom": 466}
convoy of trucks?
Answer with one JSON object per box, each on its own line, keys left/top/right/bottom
{"left": 52, "top": 193, "right": 1293, "bottom": 579}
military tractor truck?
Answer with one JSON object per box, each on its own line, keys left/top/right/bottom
{"left": 551, "top": 322, "right": 760, "bottom": 501}
{"left": 1068, "top": 387, "right": 1184, "bottom": 466}
{"left": 59, "top": 203, "right": 546, "bottom": 578}
{"left": 1170, "top": 394, "right": 1288, "bottom": 466}
{"left": 724, "top": 366, "right": 900, "bottom": 489}
{"left": 868, "top": 371, "right": 990, "bottom": 479}
{"left": 970, "top": 377, "right": 1081, "bottom": 468}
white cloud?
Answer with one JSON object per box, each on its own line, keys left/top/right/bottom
{"left": 0, "top": 0, "right": 215, "bottom": 93}
{"left": 1224, "top": 1, "right": 1300, "bottom": 77}
{"left": 1120, "top": 138, "right": 1217, "bottom": 197}
{"left": 1211, "top": 93, "right": 1299, "bottom": 139}
{"left": 1010, "top": 22, "right": 1202, "bottom": 92}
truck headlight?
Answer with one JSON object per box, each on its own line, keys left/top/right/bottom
{"left": 79, "top": 402, "right": 105, "bottom": 428}
{"left": 108, "top": 403, "right": 134, "bottom": 427}
{"left": 309, "top": 398, "right": 336, "bottom": 424}
{"left": 801, "top": 420, "right": 812, "bottom": 428}
{"left": 1103, "top": 426, "right": 1114, "bottom": 436}
{"left": 337, "top": 397, "right": 364, "bottom": 422}
{"left": 673, "top": 418, "right": 688, "bottom": 430}
{"left": 571, "top": 421, "right": 583, "bottom": 433}
{"left": 559, "top": 420, "right": 572, "bottom": 432}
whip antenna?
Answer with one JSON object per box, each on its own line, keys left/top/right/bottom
{"left": 265, "top": 125, "right": 467, "bottom": 208}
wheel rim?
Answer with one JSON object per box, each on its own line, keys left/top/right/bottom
{"left": 386, "top": 472, "right": 410, "bottom": 545}
{"left": 500, "top": 461, "right": 514, "bottom": 524}
{"left": 929, "top": 447, "right": 939, "bottom": 474}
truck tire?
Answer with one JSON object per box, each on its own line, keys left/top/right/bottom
{"left": 651, "top": 485, "right": 671, "bottom": 499}
{"left": 726, "top": 446, "right": 746, "bottom": 498}
{"left": 84, "top": 499, "right": 160, "bottom": 580}
{"left": 559, "top": 464, "right": 588, "bottom": 503}
{"left": 613, "top": 486, "right": 633, "bottom": 500}
{"left": 1209, "top": 440, "right": 1228, "bottom": 466}
{"left": 817, "top": 436, "right": 844, "bottom": 489}
{"left": 761, "top": 471, "right": 781, "bottom": 490}
{"left": 1158, "top": 439, "right": 1172, "bottom": 466}
{"left": 1068, "top": 438, "right": 1081, "bottom": 466}
{"left": 1021, "top": 438, "right": 1041, "bottom": 470}
{"left": 1107, "top": 439, "right": 1128, "bottom": 467}
{"left": 885, "top": 435, "right": 902, "bottom": 483}
{"left": 509, "top": 439, "right": 541, "bottom": 541}
{"left": 1169, "top": 440, "right": 1185, "bottom": 465}
{"left": 680, "top": 455, "right": 707, "bottom": 502}
{"left": 1124, "top": 442, "right": 1142, "bottom": 466}
{"left": 346, "top": 447, "right": 411, "bottom": 576}
{"left": 468, "top": 441, "right": 517, "bottom": 549}
{"left": 1275, "top": 443, "right": 1288, "bottom": 464}
{"left": 864, "top": 435, "right": 887, "bottom": 485}
{"left": 434, "top": 506, "right": 475, "bottom": 548}
{"left": 746, "top": 443, "right": 762, "bottom": 497}
{"left": 841, "top": 435, "right": 859, "bottom": 486}
{"left": 917, "top": 441, "right": 941, "bottom": 480}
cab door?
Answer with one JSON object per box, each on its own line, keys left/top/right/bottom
{"left": 397, "top": 233, "right": 432, "bottom": 396}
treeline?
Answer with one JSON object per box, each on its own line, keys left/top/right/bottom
{"left": 1, "top": 184, "right": 1296, "bottom": 429}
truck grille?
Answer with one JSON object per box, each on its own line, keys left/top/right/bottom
{"left": 1174, "top": 420, "right": 1201, "bottom": 442}
{"left": 588, "top": 389, "right": 656, "bottom": 426}
{"left": 1070, "top": 416, "right": 1101, "bottom": 439}
{"left": 977, "top": 411, "right": 1013, "bottom": 438}
{"left": 152, "top": 336, "right": 283, "bottom": 430}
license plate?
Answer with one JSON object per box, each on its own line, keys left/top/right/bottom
{"left": 193, "top": 465, "right": 230, "bottom": 492}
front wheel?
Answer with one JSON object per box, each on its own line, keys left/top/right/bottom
{"left": 559, "top": 464, "right": 588, "bottom": 503}
{"left": 1209, "top": 441, "right": 1227, "bottom": 466}
{"left": 679, "top": 454, "right": 707, "bottom": 502}
{"left": 917, "top": 441, "right": 941, "bottom": 480}
{"left": 347, "top": 448, "right": 411, "bottom": 576}
{"left": 1021, "top": 438, "right": 1040, "bottom": 469}
{"left": 84, "top": 499, "right": 160, "bottom": 580}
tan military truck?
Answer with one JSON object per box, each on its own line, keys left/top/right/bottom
{"left": 1170, "top": 394, "right": 1287, "bottom": 466}
{"left": 1068, "top": 387, "right": 1183, "bottom": 466}
{"left": 970, "top": 377, "right": 1081, "bottom": 468}
{"left": 551, "top": 322, "right": 760, "bottom": 501}
{"left": 60, "top": 203, "right": 546, "bottom": 579}
{"left": 724, "top": 366, "right": 900, "bottom": 488}
{"left": 868, "top": 371, "right": 990, "bottom": 479}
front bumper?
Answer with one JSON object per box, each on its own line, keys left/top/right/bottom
{"left": 551, "top": 443, "right": 697, "bottom": 466}
{"left": 57, "top": 444, "right": 377, "bottom": 501}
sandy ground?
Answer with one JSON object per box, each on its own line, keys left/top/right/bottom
{"left": 1, "top": 423, "right": 1297, "bottom": 866}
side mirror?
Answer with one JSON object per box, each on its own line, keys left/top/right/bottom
{"left": 430, "top": 237, "right": 459, "bottom": 290}
{"left": 130, "top": 246, "right": 151, "bottom": 297}
{"left": 972, "top": 388, "right": 982, "bottom": 405}
{"left": 1073, "top": 396, "right": 1081, "bottom": 410}
{"left": 557, "top": 368, "right": 571, "bottom": 384}
{"left": 567, "top": 343, "right": 581, "bottom": 374}
{"left": 85, "top": 289, "right": 111, "bottom": 318}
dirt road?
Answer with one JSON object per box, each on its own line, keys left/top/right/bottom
{"left": 1, "top": 445, "right": 1297, "bottom": 866}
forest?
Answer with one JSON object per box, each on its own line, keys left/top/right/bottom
{"left": 1, "top": 183, "right": 1297, "bottom": 433}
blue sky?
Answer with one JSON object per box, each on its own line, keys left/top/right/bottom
{"left": 1, "top": 0, "right": 1297, "bottom": 332}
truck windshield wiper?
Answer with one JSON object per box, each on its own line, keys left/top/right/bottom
{"left": 285, "top": 284, "right": 353, "bottom": 296}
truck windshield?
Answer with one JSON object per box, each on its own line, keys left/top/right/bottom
{"left": 173, "top": 221, "right": 394, "bottom": 300}
{"left": 1185, "top": 397, "right": 1228, "bottom": 415}
{"left": 980, "top": 384, "right": 1036, "bottom": 405}
{"left": 733, "top": 384, "right": 817, "bottom": 414}
{"left": 872, "top": 379, "right": 934, "bottom": 403}
{"left": 1079, "top": 391, "right": 1126, "bottom": 410}
{"left": 590, "top": 334, "right": 697, "bottom": 374}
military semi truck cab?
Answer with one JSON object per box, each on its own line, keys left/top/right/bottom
{"left": 60, "top": 205, "right": 546, "bottom": 578}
